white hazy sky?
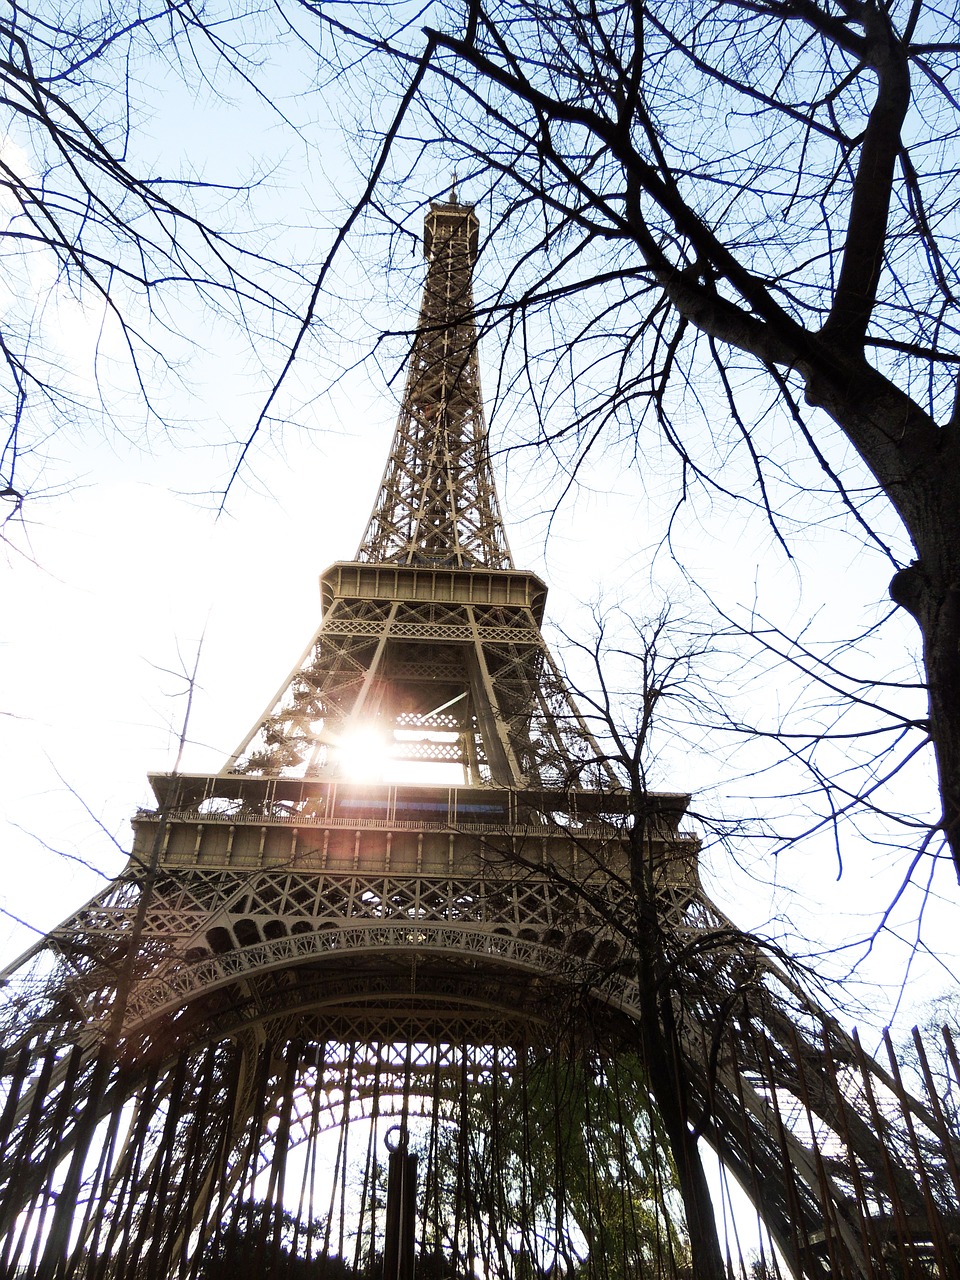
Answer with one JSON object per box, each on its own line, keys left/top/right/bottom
{"left": 0, "top": 33, "right": 957, "bottom": 1036}
{"left": 2, "top": 346, "right": 957, "bottom": 1040}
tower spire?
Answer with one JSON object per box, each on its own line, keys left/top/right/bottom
{"left": 357, "top": 196, "right": 512, "bottom": 569}
{"left": 219, "top": 194, "right": 601, "bottom": 787}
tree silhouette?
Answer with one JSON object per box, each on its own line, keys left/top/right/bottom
{"left": 0, "top": 0, "right": 307, "bottom": 516}
{"left": 197, "top": 1201, "right": 352, "bottom": 1280}
{"left": 305, "top": 0, "right": 960, "bottom": 883}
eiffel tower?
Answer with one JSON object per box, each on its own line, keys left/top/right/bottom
{"left": 0, "top": 195, "right": 958, "bottom": 1280}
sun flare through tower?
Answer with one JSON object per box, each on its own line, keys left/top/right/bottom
{"left": 0, "top": 195, "right": 957, "bottom": 1280}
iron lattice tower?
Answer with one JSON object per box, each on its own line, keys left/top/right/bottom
{"left": 0, "top": 197, "right": 958, "bottom": 1280}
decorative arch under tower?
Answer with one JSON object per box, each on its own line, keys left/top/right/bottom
{"left": 0, "top": 196, "right": 958, "bottom": 1280}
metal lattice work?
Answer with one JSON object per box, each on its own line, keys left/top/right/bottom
{"left": 226, "top": 567, "right": 607, "bottom": 789}
{"left": 1, "top": 841, "right": 959, "bottom": 1279}
{"left": 357, "top": 198, "right": 512, "bottom": 570}
{"left": 1, "top": 197, "right": 959, "bottom": 1280}
{"left": 0, "top": 1034, "right": 698, "bottom": 1280}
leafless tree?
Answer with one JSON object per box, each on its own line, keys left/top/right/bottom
{"left": 301, "top": 0, "right": 960, "bottom": 883}
{"left": 504, "top": 611, "right": 960, "bottom": 1278}
{"left": 9, "top": 0, "right": 960, "bottom": 912}
{"left": 0, "top": 0, "right": 312, "bottom": 517}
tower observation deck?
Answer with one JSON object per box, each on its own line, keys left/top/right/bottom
{"left": 0, "top": 196, "right": 957, "bottom": 1280}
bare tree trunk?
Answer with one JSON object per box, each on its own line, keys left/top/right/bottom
{"left": 630, "top": 835, "right": 727, "bottom": 1280}
{"left": 890, "top": 544, "right": 960, "bottom": 874}
{"left": 802, "top": 357, "right": 960, "bottom": 878}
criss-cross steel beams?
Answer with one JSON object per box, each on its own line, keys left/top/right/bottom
{"left": 358, "top": 199, "right": 511, "bottom": 570}
{"left": 1, "top": 805, "right": 958, "bottom": 1279}
{"left": 223, "top": 202, "right": 604, "bottom": 788}
{"left": 227, "top": 563, "right": 605, "bottom": 789}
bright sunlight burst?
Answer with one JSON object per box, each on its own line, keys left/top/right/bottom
{"left": 337, "top": 726, "right": 393, "bottom": 782}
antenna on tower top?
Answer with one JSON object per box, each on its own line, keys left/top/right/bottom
{"left": 449, "top": 172, "right": 458, "bottom": 204}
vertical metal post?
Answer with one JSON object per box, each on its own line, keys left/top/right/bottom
{"left": 382, "top": 1128, "right": 417, "bottom": 1280}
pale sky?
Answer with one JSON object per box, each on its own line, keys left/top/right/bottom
{"left": 2, "top": 340, "right": 956, "bottom": 1037}
{"left": 0, "top": 35, "right": 956, "bottom": 1034}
